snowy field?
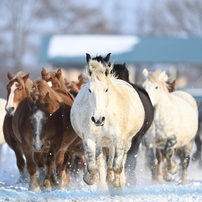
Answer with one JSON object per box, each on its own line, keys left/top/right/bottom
{"left": 1, "top": 143, "right": 202, "bottom": 202}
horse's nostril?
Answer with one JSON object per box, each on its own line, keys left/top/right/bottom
{"left": 91, "top": 116, "right": 95, "bottom": 123}
{"left": 102, "top": 117, "right": 105, "bottom": 122}
{"left": 11, "top": 107, "right": 14, "bottom": 111}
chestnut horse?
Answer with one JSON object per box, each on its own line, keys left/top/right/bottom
{"left": 41, "top": 68, "right": 84, "bottom": 177}
{"left": 41, "top": 67, "right": 85, "bottom": 97}
{"left": 12, "top": 79, "right": 81, "bottom": 192}
{"left": 4, "top": 71, "right": 32, "bottom": 182}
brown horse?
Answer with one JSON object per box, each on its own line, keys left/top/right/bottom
{"left": 41, "top": 68, "right": 85, "bottom": 175}
{"left": 12, "top": 79, "right": 82, "bottom": 192}
{"left": 4, "top": 71, "right": 33, "bottom": 182}
{"left": 41, "top": 68, "right": 85, "bottom": 98}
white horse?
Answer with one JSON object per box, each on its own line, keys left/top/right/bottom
{"left": 0, "top": 98, "right": 6, "bottom": 160}
{"left": 70, "top": 53, "right": 145, "bottom": 191}
{"left": 142, "top": 69, "right": 198, "bottom": 184}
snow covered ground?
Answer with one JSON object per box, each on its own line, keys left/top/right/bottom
{"left": 1, "top": 143, "right": 202, "bottom": 202}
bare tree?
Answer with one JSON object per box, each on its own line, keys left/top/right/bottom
{"left": 134, "top": 0, "right": 202, "bottom": 36}
{"left": 0, "top": 0, "right": 114, "bottom": 73}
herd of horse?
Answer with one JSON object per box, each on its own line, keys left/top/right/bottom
{"left": 0, "top": 53, "right": 201, "bottom": 194}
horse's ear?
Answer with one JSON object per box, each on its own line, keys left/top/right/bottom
{"left": 142, "top": 68, "right": 149, "bottom": 78}
{"left": 158, "top": 71, "right": 168, "bottom": 82}
{"left": 22, "top": 73, "right": 30, "bottom": 83}
{"left": 45, "top": 92, "right": 50, "bottom": 102}
{"left": 41, "top": 68, "right": 46, "bottom": 77}
{"left": 86, "top": 53, "right": 91, "bottom": 64}
{"left": 7, "top": 72, "right": 13, "bottom": 80}
{"left": 105, "top": 63, "right": 113, "bottom": 76}
{"left": 104, "top": 53, "right": 111, "bottom": 63}
{"left": 56, "top": 69, "right": 62, "bottom": 79}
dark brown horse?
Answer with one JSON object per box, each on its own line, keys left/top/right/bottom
{"left": 12, "top": 79, "right": 82, "bottom": 192}
{"left": 4, "top": 71, "right": 33, "bottom": 182}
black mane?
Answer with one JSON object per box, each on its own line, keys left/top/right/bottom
{"left": 112, "top": 63, "right": 129, "bottom": 82}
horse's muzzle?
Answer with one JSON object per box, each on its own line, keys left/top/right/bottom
{"left": 5, "top": 107, "right": 15, "bottom": 117}
{"left": 33, "top": 143, "right": 44, "bottom": 152}
{"left": 91, "top": 116, "right": 105, "bottom": 126}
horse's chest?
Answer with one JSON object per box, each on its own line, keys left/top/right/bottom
{"left": 154, "top": 108, "right": 177, "bottom": 145}
{"left": 97, "top": 135, "right": 112, "bottom": 147}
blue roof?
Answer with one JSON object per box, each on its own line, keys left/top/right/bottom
{"left": 39, "top": 35, "right": 202, "bottom": 65}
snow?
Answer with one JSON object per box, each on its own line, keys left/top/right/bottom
{"left": 1, "top": 143, "right": 202, "bottom": 202}
{"left": 48, "top": 35, "right": 139, "bottom": 58}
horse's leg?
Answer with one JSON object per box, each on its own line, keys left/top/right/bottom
{"left": 56, "top": 148, "right": 69, "bottom": 187}
{"left": 179, "top": 140, "right": 194, "bottom": 184}
{"left": 83, "top": 138, "right": 98, "bottom": 185}
{"left": 34, "top": 152, "right": 46, "bottom": 185}
{"left": 145, "top": 146, "right": 158, "bottom": 183}
{"left": 192, "top": 128, "right": 201, "bottom": 161}
{"left": 120, "top": 141, "right": 132, "bottom": 188}
{"left": 105, "top": 147, "right": 115, "bottom": 184}
{"left": 56, "top": 148, "right": 71, "bottom": 189}
{"left": 96, "top": 147, "right": 107, "bottom": 189}
{"left": 164, "top": 136, "right": 178, "bottom": 176}
{"left": 44, "top": 148, "right": 61, "bottom": 190}
{"left": 156, "top": 149, "right": 165, "bottom": 182}
{"left": 12, "top": 142, "right": 27, "bottom": 182}
{"left": 22, "top": 145, "right": 40, "bottom": 192}
{"left": 113, "top": 140, "right": 131, "bottom": 188}
{"left": 63, "top": 152, "right": 72, "bottom": 188}
{"left": 125, "top": 133, "right": 142, "bottom": 183}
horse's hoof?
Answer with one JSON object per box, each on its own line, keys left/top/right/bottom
{"left": 29, "top": 185, "right": 40, "bottom": 193}
{"left": 169, "top": 164, "right": 178, "bottom": 175}
{"left": 43, "top": 179, "right": 52, "bottom": 191}
{"left": 83, "top": 172, "right": 96, "bottom": 185}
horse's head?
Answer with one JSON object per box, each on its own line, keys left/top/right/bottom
{"left": 111, "top": 63, "right": 130, "bottom": 82}
{"left": 86, "top": 53, "right": 113, "bottom": 127}
{"left": 41, "top": 68, "right": 66, "bottom": 89}
{"left": 5, "top": 71, "right": 32, "bottom": 116}
{"left": 142, "top": 68, "right": 169, "bottom": 107}
{"left": 28, "top": 79, "right": 56, "bottom": 152}
{"left": 167, "top": 80, "right": 176, "bottom": 92}
{"left": 86, "top": 53, "right": 111, "bottom": 71}
{"left": 29, "top": 100, "right": 48, "bottom": 152}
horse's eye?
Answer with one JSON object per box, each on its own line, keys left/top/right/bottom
{"left": 105, "top": 88, "right": 108, "bottom": 92}
{"left": 18, "top": 88, "right": 22, "bottom": 91}
{"left": 155, "top": 86, "right": 158, "bottom": 89}
{"left": 88, "top": 89, "right": 91, "bottom": 93}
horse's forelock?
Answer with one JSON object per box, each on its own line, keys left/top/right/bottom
{"left": 148, "top": 71, "right": 169, "bottom": 92}
{"left": 36, "top": 79, "right": 63, "bottom": 104}
{"left": 88, "top": 60, "right": 113, "bottom": 78}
